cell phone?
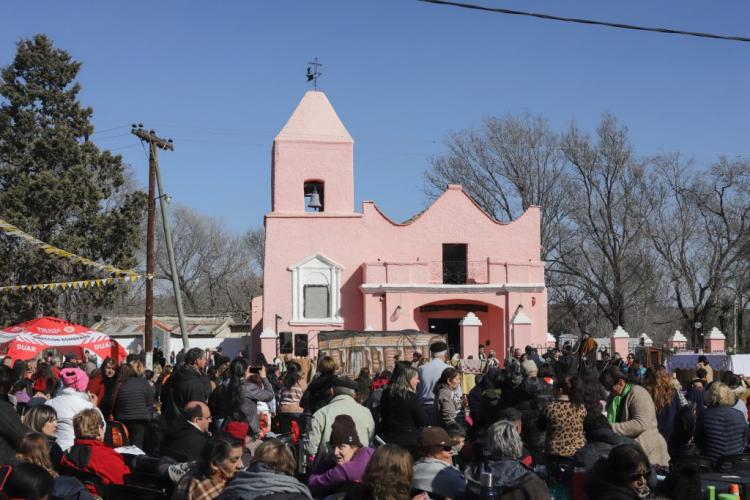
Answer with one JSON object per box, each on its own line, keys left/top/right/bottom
{"left": 249, "top": 366, "right": 262, "bottom": 374}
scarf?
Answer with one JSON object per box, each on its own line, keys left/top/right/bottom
{"left": 607, "top": 384, "right": 632, "bottom": 424}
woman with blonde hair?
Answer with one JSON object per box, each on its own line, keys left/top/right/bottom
{"left": 644, "top": 366, "right": 681, "bottom": 444}
{"left": 696, "top": 381, "right": 748, "bottom": 460}
{"left": 16, "top": 432, "right": 95, "bottom": 499}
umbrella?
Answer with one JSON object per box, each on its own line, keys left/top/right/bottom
{"left": 0, "top": 316, "right": 127, "bottom": 362}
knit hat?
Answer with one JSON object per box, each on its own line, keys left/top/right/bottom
{"left": 430, "top": 341, "right": 448, "bottom": 354}
{"left": 329, "top": 414, "right": 362, "bottom": 447}
{"left": 59, "top": 367, "right": 88, "bottom": 392}
{"left": 223, "top": 421, "right": 250, "bottom": 442}
{"left": 521, "top": 360, "right": 538, "bottom": 377}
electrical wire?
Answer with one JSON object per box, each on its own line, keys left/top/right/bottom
{"left": 418, "top": 0, "right": 750, "bottom": 43}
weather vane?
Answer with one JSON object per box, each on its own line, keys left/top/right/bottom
{"left": 306, "top": 57, "right": 323, "bottom": 90}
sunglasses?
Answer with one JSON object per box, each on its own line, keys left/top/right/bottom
{"left": 628, "top": 471, "right": 649, "bottom": 481}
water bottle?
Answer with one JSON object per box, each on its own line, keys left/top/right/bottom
{"left": 479, "top": 472, "right": 497, "bottom": 499}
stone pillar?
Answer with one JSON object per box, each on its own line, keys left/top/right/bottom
{"left": 610, "top": 326, "right": 630, "bottom": 357}
{"left": 704, "top": 327, "right": 726, "bottom": 353}
{"left": 260, "top": 327, "right": 278, "bottom": 362}
{"left": 667, "top": 330, "right": 687, "bottom": 351}
{"left": 460, "top": 312, "right": 482, "bottom": 359}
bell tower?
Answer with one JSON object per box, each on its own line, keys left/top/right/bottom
{"left": 271, "top": 91, "right": 354, "bottom": 214}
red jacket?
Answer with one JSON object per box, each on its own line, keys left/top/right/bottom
{"left": 61, "top": 439, "right": 131, "bottom": 486}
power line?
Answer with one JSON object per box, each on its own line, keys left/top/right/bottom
{"left": 418, "top": 0, "right": 750, "bottom": 43}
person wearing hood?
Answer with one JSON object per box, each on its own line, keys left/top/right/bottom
{"left": 217, "top": 438, "right": 312, "bottom": 500}
{"left": 161, "top": 401, "right": 212, "bottom": 463}
{"left": 466, "top": 420, "right": 549, "bottom": 499}
{"left": 575, "top": 414, "right": 637, "bottom": 470}
{"left": 162, "top": 348, "right": 212, "bottom": 422}
{"left": 412, "top": 426, "right": 466, "bottom": 499}
{"left": 308, "top": 414, "right": 375, "bottom": 497}
{"left": 45, "top": 367, "right": 100, "bottom": 451}
{"left": 585, "top": 443, "right": 656, "bottom": 500}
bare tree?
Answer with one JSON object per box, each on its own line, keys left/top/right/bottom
{"left": 425, "top": 113, "right": 571, "bottom": 261}
{"left": 154, "top": 205, "right": 263, "bottom": 319}
{"left": 647, "top": 156, "right": 750, "bottom": 346}
{"left": 555, "top": 114, "right": 659, "bottom": 330}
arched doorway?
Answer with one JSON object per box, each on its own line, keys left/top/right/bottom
{"left": 413, "top": 299, "right": 504, "bottom": 357}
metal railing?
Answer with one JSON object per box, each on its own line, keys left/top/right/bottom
{"left": 428, "top": 260, "right": 488, "bottom": 284}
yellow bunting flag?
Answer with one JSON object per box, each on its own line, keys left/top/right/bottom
{"left": 0, "top": 275, "right": 148, "bottom": 293}
{"left": 0, "top": 218, "right": 140, "bottom": 277}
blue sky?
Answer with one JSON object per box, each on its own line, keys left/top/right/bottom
{"left": 3, "top": 1, "right": 749, "bottom": 233}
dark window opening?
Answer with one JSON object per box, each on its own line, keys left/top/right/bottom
{"left": 442, "top": 244, "right": 467, "bottom": 284}
{"left": 304, "top": 181, "right": 324, "bottom": 212}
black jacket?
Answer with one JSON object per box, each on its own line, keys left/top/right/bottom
{"left": 160, "top": 417, "right": 210, "bottom": 463}
{"left": 162, "top": 365, "right": 211, "bottom": 421}
{"left": 0, "top": 395, "right": 27, "bottom": 463}
{"left": 516, "top": 378, "right": 553, "bottom": 453}
{"left": 378, "top": 387, "right": 429, "bottom": 450}
{"left": 300, "top": 373, "right": 337, "bottom": 415}
{"left": 113, "top": 376, "right": 155, "bottom": 422}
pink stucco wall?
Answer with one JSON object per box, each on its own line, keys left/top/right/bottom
{"left": 259, "top": 91, "right": 548, "bottom": 362}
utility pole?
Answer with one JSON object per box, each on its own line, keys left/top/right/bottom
{"left": 131, "top": 124, "right": 188, "bottom": 368}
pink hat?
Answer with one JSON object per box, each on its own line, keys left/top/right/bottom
{"left": 60, "top": 368, "right": 89, "bottom": 392}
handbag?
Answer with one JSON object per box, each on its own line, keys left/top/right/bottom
{"left": 104, "top": 380, "right": 130, "bottom": 448}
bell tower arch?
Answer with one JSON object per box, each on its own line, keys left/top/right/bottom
{"left": 271, "top": 91, "right": 354, "bottom": 214}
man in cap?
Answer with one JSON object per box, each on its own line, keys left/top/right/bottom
{"left": 412, "top": 427, "right": 467, "bottom": 498}
{"left": 306, "top": 376, "right": 375, "bottom": 464}
{"left": 417, "top": 341, "right": 462, "bottom": 411}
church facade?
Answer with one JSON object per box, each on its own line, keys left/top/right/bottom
{"left": 255, "top": 91, "right": 548, "bottom": 362}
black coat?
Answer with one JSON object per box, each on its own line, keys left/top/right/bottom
{"left": 378, "top": 387, "right": 429, "bottom": 450}
{"left": 160, "top": 417, "right": 210, "bottom": 463}
{"left": 162, "top": 365, "right": 211, "bottom": 421}
{"left": 515, "top": 378, "right": 553, "bottom": 453}
{"left": 113, "top": 376, "right": 155, "bottom": 422}
{"left": 0, "top": 395, "right": 27, "bottom": 464}
{"left": 300, "top": 373, "right": 336, "bottom": 415}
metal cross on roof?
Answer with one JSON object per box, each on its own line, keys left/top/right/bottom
{"left": 306, "top": 57, "right": 323, "bottom": 90}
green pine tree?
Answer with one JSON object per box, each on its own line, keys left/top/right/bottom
{"left": 0, "top": 34, "right": 146, "bottom": 324}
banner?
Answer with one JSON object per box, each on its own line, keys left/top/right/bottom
{"left": 0, "top": 274, "right": 149, "bottom": 293}
{"left": 0, "top": 218, "right": 139, "bottom": 277}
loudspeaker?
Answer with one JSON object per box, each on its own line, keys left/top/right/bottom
{"left": 279, "top": 332, "right": 293, "bottom": 354}
{"left": 294, "top": 334, "right": 309, "bottom": 357}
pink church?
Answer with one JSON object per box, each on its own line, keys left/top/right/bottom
{"left": 255, "top": 91, "right": 547, "bottom": 363}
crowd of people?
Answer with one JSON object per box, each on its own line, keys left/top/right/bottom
{"left": 0, "top": 341, "right": 747, "bottom": 499}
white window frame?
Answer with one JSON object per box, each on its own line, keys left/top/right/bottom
{"left": 289, "top": 254, "right": 343, "bottom": 325}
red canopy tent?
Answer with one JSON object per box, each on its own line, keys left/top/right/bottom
{"left": 0, "top": 316, "right": 127, "bottom": 362}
